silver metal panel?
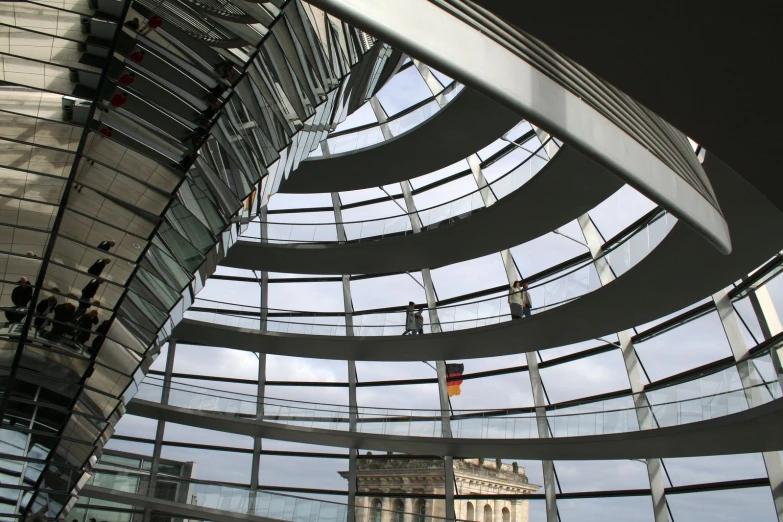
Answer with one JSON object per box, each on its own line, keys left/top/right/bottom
{"left": 307, "top": 0, "right": 732, "bottom": 254}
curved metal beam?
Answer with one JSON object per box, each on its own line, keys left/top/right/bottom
{"left": 178, "top": 152, "right": 783, "bottom": 361}
{"left": 281, "top": 88, "right": 519, "bottom": 193}
{"left": 127, "top": 397, "right": 783, "bottom": 460}
{"left": 225, "top": 146, "right": 622, "bottom": 274}
{"left": 305, "top": 0, "right": 732, "bottom": 255}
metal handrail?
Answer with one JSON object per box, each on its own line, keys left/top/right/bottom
{"left": 139, "top": 372, "right": 778, "bottom": 422}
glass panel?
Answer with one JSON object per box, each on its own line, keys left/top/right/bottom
{"left": 667, "top": 487, "right": 778, "bottom": 521}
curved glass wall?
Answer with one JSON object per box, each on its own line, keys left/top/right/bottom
{"left": 94, "top": 256, "right": 783, "bottom": 522}
{"left": 2, "top": 2, "right": 781, "bottom": 522}
{"left": 248, "top": 135, "right": 550, "bottom": 244}
{"left": 132, "top": 344, "right": 779, "bottom": 438}
{"left": 97, "top": 120, "right": 783, "bottom": 522}
{"left": 185, "top": 209, "right": 674, "bottom": 335}
{"left": 313, "top": 83, "right": 463, "bottom": 157}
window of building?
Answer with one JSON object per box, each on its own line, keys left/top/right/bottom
{"left": 466, "top": 502, "right": 474, "bottom": 521}
{"left": 373, "top": 499, "right": 382, "bottom": 522}
{"left": 502, "top": 507, "right": 510, "bottom": 522}
{"left": 416, "top": 500, "right": 426, "bottom": 522}
{"left": 395, "top": 500, "right": 405, "bottom": 522}
{"left": 484, "top": 504, "right": 492, "bottom": 522}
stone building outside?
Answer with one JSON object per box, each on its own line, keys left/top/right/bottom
{"left": 340, "top": 455, "right": 540, "bottom": 522}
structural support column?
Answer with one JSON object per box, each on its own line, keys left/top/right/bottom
{"left": 397, "top": 178, "right": 455, "bottom": 521}
{"left": 749, "top": 285, "right": 783, "bottom": 339}
{"left": 493, "top": 499, "right": 502, "bottom": 522}
{"left": 250, "top": 206, "right": 269, "bottom": 513}
{"left": 411, "top": 58, "right": 456, "bottom": 110}
{"left": 368, "top": 85, "right": 455, "bottom": 520}
{"left": 412, "top": 59, "right": 446, "bottom": 102}
{"left": 404, "top": 498, "right": 414, "bottom": 522}
{"left": 714, "top": 288, "right": 783, "bottom": 522}
{"left": 369, "top": 96, "right": 394, "bottom": 140}
{"left": 464, "top": 126, "right": 559, "bottom": 522}
{"left": 347, "top": 351, "right": 358, "bottom": 522}
{"left": 578, "top": 213, "right": 670, "bottom": 522}
{"left": 434, "top": 358, "right": 456, "bottom": 520}
{"left": 526, "top": 350, "right": 559, "bottom": 522}
{"left": 332, "top": 192, "right": 359, "bottom": 521}
{"left": 144, "top": 339, "right": 176, "bottom": 522}
{"left": 748, "top": 283, "right": 783, "bottom": 390}
{"left": 250, "top": 350, "right": 267, "bottom": 513}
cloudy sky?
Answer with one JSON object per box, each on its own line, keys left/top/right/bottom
{"left": 100, "top": 62, "right": 781, "bottom": 522}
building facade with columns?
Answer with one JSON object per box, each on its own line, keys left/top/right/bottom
{"left": 340, "top": 456, "right": 539, "bottom": 522}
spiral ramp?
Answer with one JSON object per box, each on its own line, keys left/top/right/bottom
{"left": 0, "top": 2, "right": 780, "bottom": 522}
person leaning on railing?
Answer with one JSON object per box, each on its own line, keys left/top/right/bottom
{"left": 402, "top": 301, "right": 417, "bottom": 335}
{"left": 414, "top": 304, "right": 425, "bottom": 334}
{"left": 508, "top": 280, "right": 532, "bottom": 319}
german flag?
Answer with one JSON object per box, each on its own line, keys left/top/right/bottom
{"left": 446, "top": 363, "right": 464, "bottom": 397}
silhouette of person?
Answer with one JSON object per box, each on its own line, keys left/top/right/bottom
{"left": 184, "top": 127, "right": 208, "bottom": 149}
{"left": 414, "top": 305, "right": 425, "bottom": 335}
{"left": 6, "top": 277, "right": 32, "bottom": 323}
{"left": 88, "top": 258, "right": 111, "bottom": 277}
{"left": 50, "top": 302, "right": 76, "bottom": 338}
{"left": 124, "top": 18, "right": 141, "bottom": 31}
{"left": 91, "top": 319, "right": 111, "bottom": 352}
{"left": 11, "top": 277, "right": 32, "bottom": 307}
{"left": 508, "top": 280, "right": 532, "bottom": 319}
{"left": 75, "top": 279, "right": 102, "bottom": 318}
{"left": 402, "top": 301, "right": 417, "bottom": 335}
{"left": 34, "top": 295, "right": 58, "bottom": 330}
{"left": 198, "top": 105, "right": 217, "bottom": 127}
{"left": 73, "top": 310, "right": 99, "bottom": 344}
{"left": 208, "top": 83, "right": 228, "bottom": 100}
{"left": 215, "top": 60, "right": 234, "bottom": 79}
{"left": 178, "top": 151, "right": 198, "bottom": 170}
{"left": 97, "top": 240, "right": 115, "bottom": 252}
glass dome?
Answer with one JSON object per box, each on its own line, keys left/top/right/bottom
{"left": 0, "top": 2, "right": 779, "bottom": 522}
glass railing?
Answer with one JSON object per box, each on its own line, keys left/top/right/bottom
{"left": 185, "top": 210, "right": 675, "bottom": 336}
{"left": 313, "top": 82, "right": 464, "bottom": 157}
{"left": 135, "top": 348, "right": 780, "bottom": 439}
{"left": 244, "top": 137, "right": 552, "bottom": 244}
{"left": 604, "top": 213, "right": 676, "bottom": 278}
{"left": 550, "top": 348, "right": 780, "bottom": 435}
{"left": 86, "top": 469, "right": 466, "bottom": 522}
